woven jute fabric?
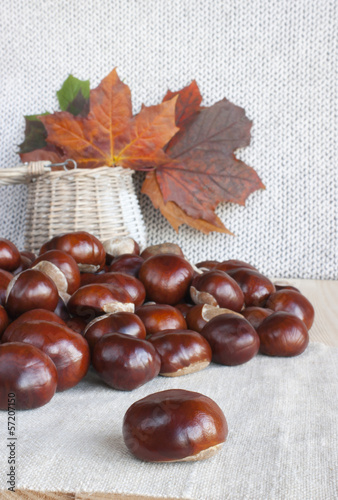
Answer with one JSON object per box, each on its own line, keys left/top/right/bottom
{"left": 0, "top": 342, "right": 337, "bottom": 499}
{"left": 0, "top": 0, "right": 337, "bottom": 278}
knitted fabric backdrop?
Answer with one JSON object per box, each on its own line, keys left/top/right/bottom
{"left": 0, "top": 0, "right": 337, "bottom": 279}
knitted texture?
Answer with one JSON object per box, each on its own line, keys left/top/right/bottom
{"left": 0, "top": 0, "right": 337, "bottom": 279}
{"left": 0, "top": 343, "right": 337, "bottom": 499}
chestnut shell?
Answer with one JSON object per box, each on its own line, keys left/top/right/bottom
{"left": 123, "top": 389, "right": 228, "bottom": 462}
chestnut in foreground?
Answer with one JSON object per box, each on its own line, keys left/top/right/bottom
{"left": 257, "top": 311, "right": 309, "bottom": 357}
{"left": 92, "top": 333, "right": 160, "bottom": 390}
{"left": 136, "top": 304, "right": 187, "bottom": 336}
{"left": 266, "top": 290, "right": 315, "bottom": 330}
{"left": 0, "top": 342, "right": 57, "bottom": 410}
{"left": 5, "top": 269, "right": 59, "bottom": 318}
{"left": 84, "top": 312, "right": 146, "bottom": 351}
{"left": 0, "top": 238, "right": 21, "bottom": 271}
{"left": 139, "top": 254, "right": 194, "bottom": 305}
{"left": 123, "top": 389, "right": 227, "bottom": 462}
{"left": 4, "top": 321, "right": 90, "bottom": 391}
{"left": 149, "top": 329, "right": 212, "bottom": 376}
{"left": 201, "top": 313, "right": 260, "bottom": 365}
{"left": 190, "top": 270, "right": 244, "bottom": 311}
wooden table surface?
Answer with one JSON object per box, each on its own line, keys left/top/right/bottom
{"left": 2, "top": 279, "right": 338, "bottom": 500}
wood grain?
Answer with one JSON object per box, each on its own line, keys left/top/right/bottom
{"left": 1, "top": 279, "right": 337, "bottom": 500}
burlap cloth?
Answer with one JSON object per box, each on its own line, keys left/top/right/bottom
{"left": 0, "top": 0, "right": 337, "bottom": 280}
{"left": 0, "top": 341, "right": 337, "bottom": 499}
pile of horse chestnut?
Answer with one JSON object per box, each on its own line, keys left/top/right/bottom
{"left": 0, "top": 232, "right": 315, "bottom": 462}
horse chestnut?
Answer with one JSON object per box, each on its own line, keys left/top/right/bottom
{"left": 266, "top": 290, "right": 315, "bottom": 329}
{"left": 257, "top": 311, "right": 309, "bottom": 356}
{"left": 136, "top": 304, "right": 187, "bottom": 336}
{"left": 200, "top": 313, "right": 260, "bottom": 365}
{"left": 0, "top": 238, "right": 21, "bottom": 271}
{"left": 139, "top": 254, "right": 194, "bottom": 305}
{"left": 0, "top": 342, "right": 57, "bottom": 410}
{"left": 92, "top": 333, "right": 160, "bottom": 390}
{"left": 123, "top": 389, "right": 228, "bottom": 462}
{"left": 149, "top": 329, "right": 212, "bottom": 376}
{"left": 5, "top": 269, "right": 59, "bottom": 318}
{"left": 84, "top": 311, "right": 146, "bottom": 351}
{"left": 190, "top": 270, "right": 244, "bottom": 311}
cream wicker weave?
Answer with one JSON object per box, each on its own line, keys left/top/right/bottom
{"left": 0, "top": 161, "right": 147, "bottom": 253}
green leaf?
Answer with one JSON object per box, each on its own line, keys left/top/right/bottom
{"left": 57, "top": 75, "right": 90, "bottom": 115}
{"left": 18, "top": 115, "right": 50, "bottom": 154}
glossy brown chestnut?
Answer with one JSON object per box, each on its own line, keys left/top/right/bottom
{"left": 84, "top": 312, "right": 146, "bottom": 351}
{"left": 40, "top": 231, "right": 106, "bottom": 273}
{"left": 0, "top": 342, "right": 57, "bottom": 410}
{"left": 139, "top": 254, "right": 194, "bottom": 305}
{"left": 1, "top": 309, "right": 66, "bottom": 343}
{"left": 0, "top": 238, "right": 21, "bottom": 271}
{"left": 79, "top": 272, "right": 145, "bottom": 308}
{"left": 33, "top": 250, "right": 81, "bottom": 294}
{"left": 200, "top": 313, "right": 260, "bottom": 365}
{"left": 0, "top": 269, "right": 12, "bottom": 306}
{"left": 92, "top": 332, "right": 160, "bottom": 390}
{"left": 5, "top": 269, "right": 59, "bottom": 318}
{"left": 123, "top": 389, "right": 228, "bottom": 462}
{"left": 266, "top": 290, "right": 315, "bottom": 329}
{"left": 0, "top": 305, "right": 10, "bottom": 339}
{"left": 4, "top": 320, "right": 90, "bottom": 391}
{"left": 225, "top": 268, "right": 275, "bottom": 307}
{"left": 140, "top": 242, "right": 184, "bottom": 261}
{"left": 242, "top": 306, "right": 274, "bottom": 330}
{"left": 148, "top": 329, "right": 212, "bottom": 376}
{"left": 108, "top": 254, "right": 144, "bottom": 277}
{"left": 186, "top": 304, "right": 243, "bottom": 333}
{"left": 215, "top": 259, "right": 258, "bottom": 272}
{"left": 67, "top": 283, "right": 134, "bottom": 321}
{"left": 136, "top": 304, "right": 187, "bottom": 336}
{"left": 190, "top": 270, "right": 244, "bottom": 312}
{"left": 257, "top": 311, "right": 309, "bottom": 357}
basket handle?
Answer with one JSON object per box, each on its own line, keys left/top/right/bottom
{"left": 0, "top": 160, "right": 77, "bottom": 185}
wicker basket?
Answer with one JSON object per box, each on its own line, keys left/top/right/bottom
{"left": 0, "top": 161, "right": 147, "bottom": 253}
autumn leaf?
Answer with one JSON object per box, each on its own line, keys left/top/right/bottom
{"left": 39, "top": 69, "right": 179, "bottom": 169}
{"left": 142, "top": 170, "right": 232, "bottom": 234}
{"left": 142, "top": 91, "right": 264, "bottom": 233}
{"left": 163, "top": 80, "right": 202, "bottom": 129}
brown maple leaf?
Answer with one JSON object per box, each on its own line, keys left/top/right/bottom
{"left": 142, "top": 86, "right": 264, "bottom": 233}
{"left": 39, "top": 69, "right": 179, "bottom": 169}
